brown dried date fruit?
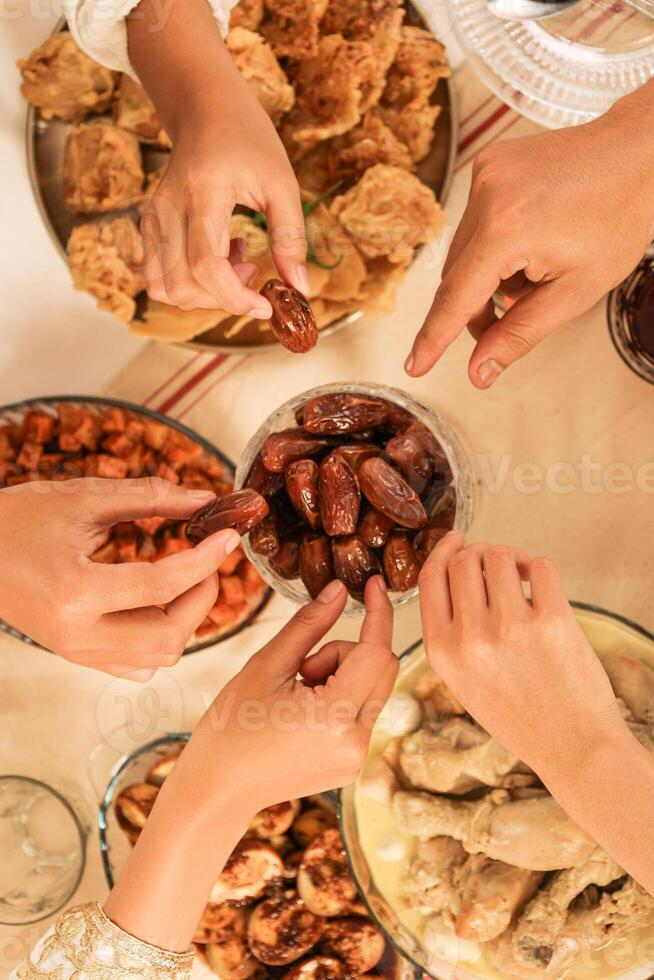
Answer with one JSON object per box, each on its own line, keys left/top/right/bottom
{"left": 383, "top": 402, "right": 415, "bottom": 433}
{"left": 261, "top": 428, "right": 331, "bottom": 472}
{"left": 245, "top": 453, "right": 284, "bottom": 498}
{"left": 300, "top": 535, "right": 335, "bottom": 599}
{"left": 385, "top": 422, "right": 449, "bottom": 495}
{"left": 413, "top": 525, "right": 449, "bottom": 565}
{"left": 270, "top": 539, "right": 300, "bottom": 579}
{"left": 261, "top": 279, "right": 318, "bottom": 354}
{"left": 383, "top": 532, "right": 420, "bottom": 592}
{"left": 332, "top": 535, "right": 379, "bottom": 598}
{"left": 302, "top": 393, "right": 388, "bottom": 435}
{"left": 186, "top": 489, "right": 269, "bottom": 543}
{"left": 319, "top": 454, "right": 360, "bottom": 536}
{"left": 332, "top": 443, "right": 379, "bottom": 473}
{"left": 285, "top": 459, "right": 321, "bottom": 530}
{"left": 249, "top": 511, "right": 280, "bottom": 556}
{"left": 428, "top": 484, "right": 457, "bottom": 529}
{"left": 358, "top": 457, "right": 427, "bottom": 530}
{"left": 359, "top": 507, "right": 394, "bottom": 549}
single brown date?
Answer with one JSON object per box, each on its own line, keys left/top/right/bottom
{"left": 332, "top": 443, "right": 379, "bottom": 473}
{"left": 319, "top": 454, "right": 360, "bottom": 536}
{"left": 261, "top": 428, "right": 331, "bottom": 472}
{"left": 261, "top": 279, "right": 318, "bottom": 354}
{"left": 249, "top": 512, "right": 280, "bottom": 556}
{"left": 300, "top": 535, "right": 334, "bottom": 598}
{"left": 332, "top": 535, "right": 379, "bottom": 598}
{"left": 383, "top": 532, "right": 420, "bottom": 592}
{"left": 385, "top": 423, "right": 439, "bottom": 495}
{"left": 359, "top": 507, "right": 394, "bottom": 549}
{"left": 428, "top": 485, "right": 457, "bottom": 529}
{"left": 245, "top": 453, "right": 284, "bottom": 498}
{"left": 302, "top": 393, "right": 388, "bottom": 434}
{"left": 413, "top": 525, "right": 449, "bottom": 566}
{"left": 285, "top": 459, "right": 321, "bottom": 530}
{"left": 186, "top": 489, "right": 269, "bottom": 543}
{"left": 270, "top": 539, "right": 300, "bottom": 579}
{"left": 358, "top": 457, "right": 427, "bottom": 530}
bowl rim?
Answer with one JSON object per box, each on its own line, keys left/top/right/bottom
{"left": 0, "top": 774, "right": 87, "bottom": 926}
{"left": 337, "top": 599, "right": 654, "bottom": 980}
{"left": 0, "top": 394, "right": 272, "bottom": 654}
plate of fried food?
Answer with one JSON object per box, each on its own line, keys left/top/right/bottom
{"left": 339, "top": 606, "right": 654, "bottom": 980}
{"left": 0, "top": 397, "right": 270, "bottom": 652}
{"left": 19, "top": 0, "right": 455, "bottom": 353}
{"left": 98, "top": 733, "right": 417, "bottom": 980}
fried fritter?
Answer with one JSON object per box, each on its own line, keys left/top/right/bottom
{"left": 133, "top": 301, "right": 230, "bottom": 343}
{"left": 18, "top": 31, "right": 117, "bottom": 123}
{"left": 229, "top": 213, "right": 270, "bottom": 259}
{"left": 379, "top": 98, "right": 441, "bottom": 162}
{"left": 321, "top": 0, "right": 405, "bottom": 110}
{"left": 330, "top": 163, "right": 443, "bottom": 264}
{"left": 382, "top": 25, "right": 450, "bottom": 108}
{"left": 113, "top": 74, "right": 171, "bottom": 148}
{"left": 261, "top": 0, "right": 329, "bottom": 60}
{"left": 226, "top": 27, "right": 295, "bottom": 124}
{"left": 67, "top": 217, "right": 144, "bottom": 322}
{"left": 62, "top": 123, "right": 144, "bottom": 214}
{"left": 305, "top": 205, "right": 367, "bottom": 302}
{"left": 327, "top": 108, "right": 412, "bottom": 180}
{"left": 281, "top": 34, "right": 375, "bottom": 159}
{"left": 229, "top": 0, "right": 265, "bottom": 29}
{"left": 357, "top": 256, "right": 409, "bottom": 315}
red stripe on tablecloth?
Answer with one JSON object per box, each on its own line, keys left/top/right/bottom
{"left": 155, "top": 355, "right": 229, "bottom": 414}
{"left": 460, "top": 93, "right": 496, "bottom": 129}
{"left": 143, "top": 351, "right": 203, "bottom": 407}
{"left": 457, "top": 103, "right": 511, "bottom": 154}
{"left": 176, "top": 356, "right": 249, "bottom": 422}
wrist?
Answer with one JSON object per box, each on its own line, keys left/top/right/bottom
{"left": 601, "top": 81, "right": 654, "bottom": 232}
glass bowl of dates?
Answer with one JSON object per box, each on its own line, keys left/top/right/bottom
{"left": 0, "top": 396, "right": 270, "bottom": 652}
{"left": 98, "top": 733, "right": 415, "bottom": 980}
{"left": 235, "top": 383, "right": 474, "bottom": 614}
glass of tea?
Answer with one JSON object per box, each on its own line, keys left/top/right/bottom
{"left": 607, "top": 250, "right": 654, "bottom": 385}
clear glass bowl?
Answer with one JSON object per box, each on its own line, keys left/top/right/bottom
{"left": 339, "top": 603, "right": 654, "bottom": 979}
{"left": 0, "top": 396, "right": 270, "bottom": 653}
{"left": 607, "top": 251, "right": 654, "bottom": 385}
{"left": 0, "top": 776, "right": 86, "bottom": 925}
{"left": 234, "top": 382, "right": 475, "bottom": 616}
{"left": 433, "top": 0, "right": 654, "bottom": 128}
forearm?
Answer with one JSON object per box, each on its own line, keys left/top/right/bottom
{"left": 104, "top": 757, "right": 251, "bottom": 952}
{"left": 539, "top": 722, "right": 654, "bottom": 895}
{"left": 127, "top": 0, "right": 247, "bottom": 138}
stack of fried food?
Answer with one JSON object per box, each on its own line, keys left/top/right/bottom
{"left": 0, "top": 402, "right": 267, "bottom": 643}
{"left": 115, "top": 745, "right": 394, "bottom": 978}
{"left": 360, "top": 652, "right": 654, "bottom": 978}
{"left": 18, "top": 0, "right": 449, "bottom": 345}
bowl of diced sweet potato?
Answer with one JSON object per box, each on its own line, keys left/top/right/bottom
{"left": 0, "top": 396, "right": 270, "bottom": 652}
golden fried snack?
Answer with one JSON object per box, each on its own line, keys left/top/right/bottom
{"left": 320, "top": 0, "right": 405, "bottom": 110}
{"left": 281, "top": 35, "right": 375, "bottom": 159}
{"left": 305, "top": 206, "right": 367, "bottom": 303}
{"left": 379, "top": 98, "right": 441, "bottom": 163}
{"left": 67, "top": 217, "right": 144, "bottom": 322}
{"left": 113, "top": 74, "right": 172, "bottom": 148}
{"left": 357, "top": 256, "right": 409, "bottom": 315}
{"left": 18, "top": 31, "right": 117, "bottom": 122}
{"left": 230, "top": 0, "right": 265, "bottom": 30}
{"left": 226, "top": 28, "right": 295, "bottom": 125}
{"left": 330, "top": 163, "right": 443, "bottom": 264}
{"left": 261, "top": 0, "right": 329, "bottom": 60}
{"left": 382, "top": 26, "right": 450, "bottom": 108}
{"left": 62, "top": 123, "right": 144, "bottom": 214}
{"left": 132, "top": 301, "right": 229, "bottom": 343}
{"left": 327, "top": 109, "right": 412, "bottom": 181}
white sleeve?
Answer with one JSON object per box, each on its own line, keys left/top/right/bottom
{"left": 62, "top": 0, "right": 238, "bottom": 76}
{"left": 10, "top": 903, "right": 194, "bottom": 980}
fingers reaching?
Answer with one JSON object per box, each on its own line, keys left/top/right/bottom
{"left": 82, "top": 476, "right": 214, "bottom": 527}
{"left": 299, "top": 640, "right": 357, "bottom": 686}
{"left": 266, "top": 184, "right": 310, "bottom": 296}
{"left": 331, "top": 577, "right": 396, "bottom": 713}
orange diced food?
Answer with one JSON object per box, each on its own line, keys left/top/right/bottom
{"left": 102, "top": 407, "right": 127, "bottom": 433}
{"left": 117, "top": 537, "right": 138, "bottom": 562}
{"left": 181, "top": 471, "right": 214, "bottom": 491}
{"left": 17, "top": 441, "right": 42, "bottom": 469}
{"left": 207, "top": 600, "right": 238, "bottom": 628}
{"left": 23, "top": 412, "right": 55, "bottom": 444}
{"left": 0, "top": 429, "right": 16, "bottom": 462}
{"left": 219, "top": 546, "right": 244, "bottom": 576}
{"left": 134, "top": 515, "right": 167, "bottom": 535}
{"left": 92, "top": 540, "right": 119, "bottom": 563}
{"left": 88, "top": 454, "right": 129, "bottom": 478}
{"left": 138, "top": 534, "right": 157, "bottom": 559}
{"left": 157, "top": 462, "right": 179, "bottom": 484}
{"left": 102, "top": 432, "right": 135, "bottom": 458}
{"left": 220, "top": 575, "right": 246, "bottom": 607}
{"left": 143, "top": 419, "right": 169, "bottom": 450}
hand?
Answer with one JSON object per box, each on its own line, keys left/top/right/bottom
{"left": 406, "top": 82, "right": 654, "bottom": 387}
{"left": 0, "top": 477, "right": 239, "bottom": 678}
{"left": 179, "top": 575, "right": 398, "bottom": 814}
{"left": 129, "top": 0, "right": 308, "bottom": 317}
{"left": 417, "top": 531, "right": 626, "bottom": 777}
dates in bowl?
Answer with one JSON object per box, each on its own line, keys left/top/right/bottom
{"left": 234, "top": 384, "right": 475, "bottom": 612}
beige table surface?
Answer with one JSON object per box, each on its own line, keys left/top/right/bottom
{"left": 1, "top": 28, "right": 653, "bottom": 980}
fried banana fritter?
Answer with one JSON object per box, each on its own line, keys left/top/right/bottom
{"left": 226, "top": 27, "right": 295, "bottom": 124}
{"left": 62, "top": 123, "right": 144, "bottom": 214}
{"left": 113, "top": 75, "right": 171, "bottom": 148}
{"left": 67, "top": 217, "right": 144, "bottom": 322}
